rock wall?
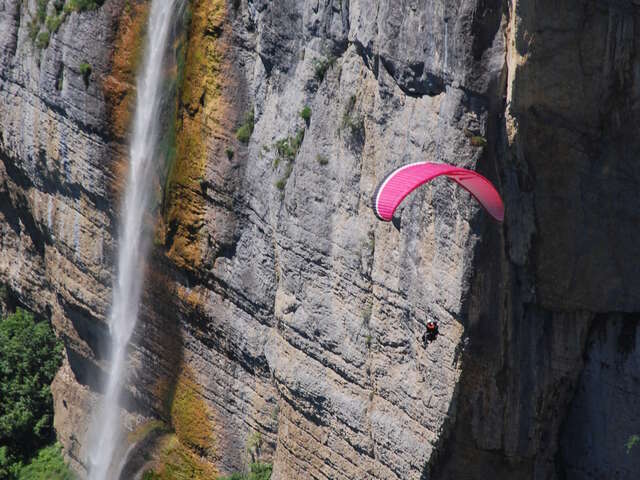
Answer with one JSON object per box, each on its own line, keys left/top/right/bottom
{"left": 0, "top": 0, "right": 638, "bottom": 479}
{"left": 431, "top": 1, "right": 640, "bottom": 478}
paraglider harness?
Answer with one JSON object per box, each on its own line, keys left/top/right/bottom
{"left": 422, "top": 321, "right": 439, "bottom": 346}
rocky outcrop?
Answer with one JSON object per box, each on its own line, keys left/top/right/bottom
{"left": 0, "top": 0, "right": 639, "bottom": 479}
{"left": 430, "top": 1, "right": 640, "bottom": 478}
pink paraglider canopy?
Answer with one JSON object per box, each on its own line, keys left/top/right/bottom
{"left": 371, "top": 162, "right": 504, "bottom": 222}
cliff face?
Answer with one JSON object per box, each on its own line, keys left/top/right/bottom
{"left": 0, "top": 0, "right": 124, "bottom": 471}
{"left": 0, "top": 0, "right": 638, "bottom": 479}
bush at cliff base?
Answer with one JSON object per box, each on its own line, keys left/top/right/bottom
{"left": 0, "top": 308, "right": 71, "bottom": 478}
{"left": 218, "top": 462, "right": 273, "bottom": 480}
{"left": 15, "top": 443, "right": 74, "bottom": 480}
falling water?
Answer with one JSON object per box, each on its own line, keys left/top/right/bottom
{"left": 87, "top": 0, "right": 183, "bottom": 478}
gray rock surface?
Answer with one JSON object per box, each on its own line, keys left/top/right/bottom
{"left": 560, "top": 316, "right": 640, "bottom": 479}
{"left": 0, "top": 0, "right": 638, "bottom": 479}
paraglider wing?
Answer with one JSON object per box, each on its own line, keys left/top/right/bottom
{"left": 371, "top": 162, "right": 504, "bottom": 222}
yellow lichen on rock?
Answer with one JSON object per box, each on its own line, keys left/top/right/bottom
{"left": 170, "top": 366, "right": 214, "bottom": 454}
{"left": 103, "top": 0, "right": 150, "bottom": 202}
{"left": 163, "top": 0, "right": 229, "bottom": 271}
{"left": 103, "top": 0, "right": 150, "bottom": 140}
{"left": 147, "top": 433, "right": 217, "bottom": 480}
{"left": 142, "top": 366, "right": 216, "bottom": 479}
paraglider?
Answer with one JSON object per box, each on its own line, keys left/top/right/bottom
{"left": 371, "top": 162, "right": 504, "bottom": 222}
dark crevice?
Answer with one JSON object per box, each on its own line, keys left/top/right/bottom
{"left": 65, "top": 343, "right": 107, "bottom": 393}
{"left": 617, "top": 313, "right": 638, "bottom": 357}
{"left": 0, "top": 147, "right": 112, "bottom": 217}
{"left": 215, "top": 237, "right": 238, "bottom": 260}
{"left": 60, "top": 295, "right": 110, "bottom": 362}
{"left": 0, "top": 186, "right": 47, "bottom": 257}
{"left": 277, "top": 388, "right": 329, "bottom": 428}
{"left": 379, "top": 56, "right": 447, "bottom": 97}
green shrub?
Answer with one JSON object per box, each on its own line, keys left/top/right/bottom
{"left": 470, "top": 136, "right": 487, "bottom": 147}
{"left": 313, "top": 55, "right": 336, "bottom": 82}
{"left": 236, "top": 109, "right": 255, "bottom": 144}
{"left": 225, "top": 147, "right": 234, "bottom": 160}
{"left": 275, "top": 138, "right": 295, "bottom": 161}
{"left": 27, "top": 21, "right": 40, "bottom": 42}
{"left": 46, "top": 13, "right": 66, "bottom": 33}
{"left": 246, "top": 431, "right": 263, "bottom": 461}
{"left": 29, "top": 0, "right": 105, "bottom": 49}
{"left": 0, "top": 309, "right": 63, "bottom": 475}
{"left": 247, "top": 462, "right": 272, "bottom": 480}
{"left": 16, "top": 444, "right": 73, "bottom": 480}
{"left": 273, "top": 127, "right": 304, "bottom": 194}
{"left": 341, "top": 95, "right": 364, "bottom": 136}
{"left": 299, "top": 106, "right": 311, "bottom": 123}
{"left": 64, "top": 0, "right": 101, "bottom": 13}
{"left": 79, "top": 61, "right": 92, "bottom": 86}
{"left": 0, "top": 447, "right": 21, "bottom": 479}
{"left": 274, "top": 129, "right": 304, "bottom": 163}
{"left": 316, "top": 154, "right": 328, "bottom": 166}
{"left": 627, "top": 434, "right": 640, "bottom": 454}
{"left": 218, "top": 462, "right": 273, "bottom": 480}
{"left": 275, "top": 162, "right": 294, "bottom": 193}
{"left": 36, "top": 0, "right": 48, "bottom": 23}
{"left": 292, "top": 128, "right": 305, "bottom": 151}
{"left": 35, "top": 31, "right": 50, "bottom": 49}
{"left": 142, "top": 470, "right": 161, "bottom": 480}
{"left": 79, "top": 62, "right": 91, "bottom": 75}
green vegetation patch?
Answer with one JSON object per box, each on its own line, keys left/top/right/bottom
{"left": 312, "top": 55, "right": 336, "bottom": 82}
{"left": 79, "top": 61, "right": 92, "bottom": 86}
{"left": 341, "top": 95, "right": 364, "bottom": 137}
{"left": 64, "top": 0, "right": 103, "bottom": 13}
{"left": 35, "top": 31, "right": 50, "bottom": 49}
{"left": 169, "top": 370, "right": 213, "bottom": 455}
{"left": 273, "top": 128, "right": 305, "bottom": 192}
{"left": 236, "top": 109, "right": 255, "bottom": 144}
{"left": 0, "top": 308, "right": 65, "bottom": 478}
{"left": 28, "top": 0, "right": 106, "bottom": 50}
{"left": 470, "top": 135, "right": 487, "bottom": 147}
{"left": 299, "top": 105, "right": 311, "bottom": 123}
{"left": 45, "top": 14, "right": 65, "bottom": 34}
{"left": 142, "top": 434, "right": 215, "bottom": 480}
{"left": 218, "top": 462, "right": 273, "bottom": 480}
{"left": 14, "top": 444, "right": 74, "bottom": 480}
{"left": 36, "top": 0, "right": 48, "bottom": 23}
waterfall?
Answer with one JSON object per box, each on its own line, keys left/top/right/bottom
{"left": 87, "top": 0, "right": 183, "bottom": 478}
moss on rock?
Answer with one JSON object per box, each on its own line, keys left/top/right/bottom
{"left": 162, "top": 0, "right": 229, "bottom": 270}
{"left": 170, "top": 367, "right": 214, "bottom": 455}
{"left": 141, "top": 366, "right": 216, "bottom": 480}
